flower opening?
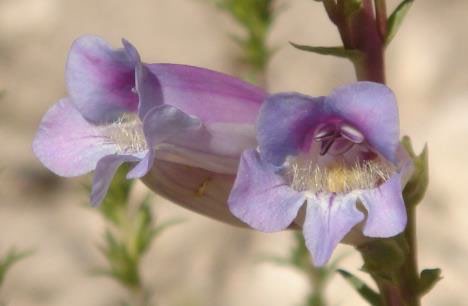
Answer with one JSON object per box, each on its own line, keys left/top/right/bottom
{"left": 287, "top": 159, "right": 394, "bottom": 194}
{"left": 33, "top": 35, "right": 267, "bottom": 208}
{"left": 228, "top": 82, "right": 409, "bottom": 266}
{"left": 105, "top": 113, "right": 147, "bottom": 154}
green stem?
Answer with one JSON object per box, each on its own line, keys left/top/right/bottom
{"left": 293, "top": 234, "right": 330, "bottom": 306}
{"left": 398, "top": 205, "right": 421, "bottom": 306}
{"left": 305, "top": 266, "right": 327, "bottom": 306}
{"left": 365, "top": 207, "right": 420, "bottom": 306}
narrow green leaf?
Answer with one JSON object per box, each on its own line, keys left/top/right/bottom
{"left": 133, "top": 197, "right": 157, "bottom": 256}
{"left": 0, "top": 249, "right": 34, "bottom": 286}
{"left": 337, "top": 269, "right": 382, "bottom": 306}
{"left": 290, "top": 42, "right": 362, "bottom": 60}
{"left": 419, "top": 268, "right": 442, "bottom": 296}
{"left": 401, "top": 136, "right": 429, "bottom": 206}
{"left": 386, "top": 0, "right": 414, "bottom": 45}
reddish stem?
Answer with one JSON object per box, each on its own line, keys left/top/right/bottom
{"left": 350, "top": 0, "right": 386, "bottom": 83}
{"left": 323, "top": 0, "right": 386, "bottom": 83}
{"left": 375, "top": 0, "right": 388, "bottom": 40}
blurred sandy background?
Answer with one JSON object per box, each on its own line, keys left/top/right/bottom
{"left": 1, "top": 0, "right": 467, "bottom": 305}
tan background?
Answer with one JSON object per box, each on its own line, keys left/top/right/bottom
{"left": 1, "top": 0, "right": 467, "bottom": 305}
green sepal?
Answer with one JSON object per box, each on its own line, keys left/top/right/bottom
{"left": 401, "top": 136, "right": 429, "bottom": 207}
{"left": 418, "top": 268, "right": 442, "bottom": 296}
{"left": 359, "top": 236, "right": 408, "bottom": 283}
{"left": 337, "top": 269, "right": 382, "bottom": 306}
{"left": 290, "top": 43, "right": 363, "bottom": 61}
{"left": 0, "top": 248, "right": 34, "bottom": 287}
{"left": 385, "top": 0, "right": 414, "bottom": 46}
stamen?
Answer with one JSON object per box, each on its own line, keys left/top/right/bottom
{"left": 105, "top": 113, "right": 147, "bottom": 154}
{"left": 313, "top": 122, "right": 364, "bottom": 156}
{"left": 287, "top": 159, "right": 394, "bottom": 193}
{"left": 313, "top": 123, "right": 337, "bottom": 141}
{"left": 340, "top": 124, "right": 364, "bottom": 143}
{"left": 320, "top": 138, "right": 336, "bottom": 155}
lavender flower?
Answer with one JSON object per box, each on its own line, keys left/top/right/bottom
{"left": 33, "top": 36, "right": 266, "bottom": 207}
{"left": 228, "top": 82, "right": 412, "bottom": 266}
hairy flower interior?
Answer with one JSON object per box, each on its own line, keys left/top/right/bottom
{"left": 288, "top": 159, "right": 394, "bottom": 193}
{"left": 105, "top": 113, "right": 147, "bottom": 154}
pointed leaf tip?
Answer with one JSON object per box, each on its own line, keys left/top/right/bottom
{"left": 290, "top": 42, "right": 363, "bottom": 60}
{"left": 386, "top": 0, "right": 414, "bottom": 46}
{"left": 337, "top": 269, "right": 382, "bottom": 306}
{"left": 419, "top": 268, "right": 442, "bottom": 296}
{"left": 0, "top": 248, "right": 34, "bottom": 286}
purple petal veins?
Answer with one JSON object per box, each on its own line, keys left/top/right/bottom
{"left": 32, "top": 99, "right": 120, "bottom": 177}
{"left": 303, "top": 193, "right": 364, "bottom": 266}
{"left": 228, "top": 149, "right": 306, "bottom": 232}
{"left": 66, "top": 36, "right": 137, "bottom": 124}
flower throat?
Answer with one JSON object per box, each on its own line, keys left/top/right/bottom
{"left": 105, "top": 113, "right": 147, "bottom": 154}
{"left": 288, "top": 160, "right": 394, "bottom": 194}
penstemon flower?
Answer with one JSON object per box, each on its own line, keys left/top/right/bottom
{"left": 33, "top": 36, "right": 266, "bottom": 207}
{"left": 228, "top": 82, "right": 412, "bottom": 266}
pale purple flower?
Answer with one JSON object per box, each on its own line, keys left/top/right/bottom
{"left": 33, "top": 36, "right": 266, "bottom": 207}
{"left": 228, "top": 82, "right": 412, "bottom": 266}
